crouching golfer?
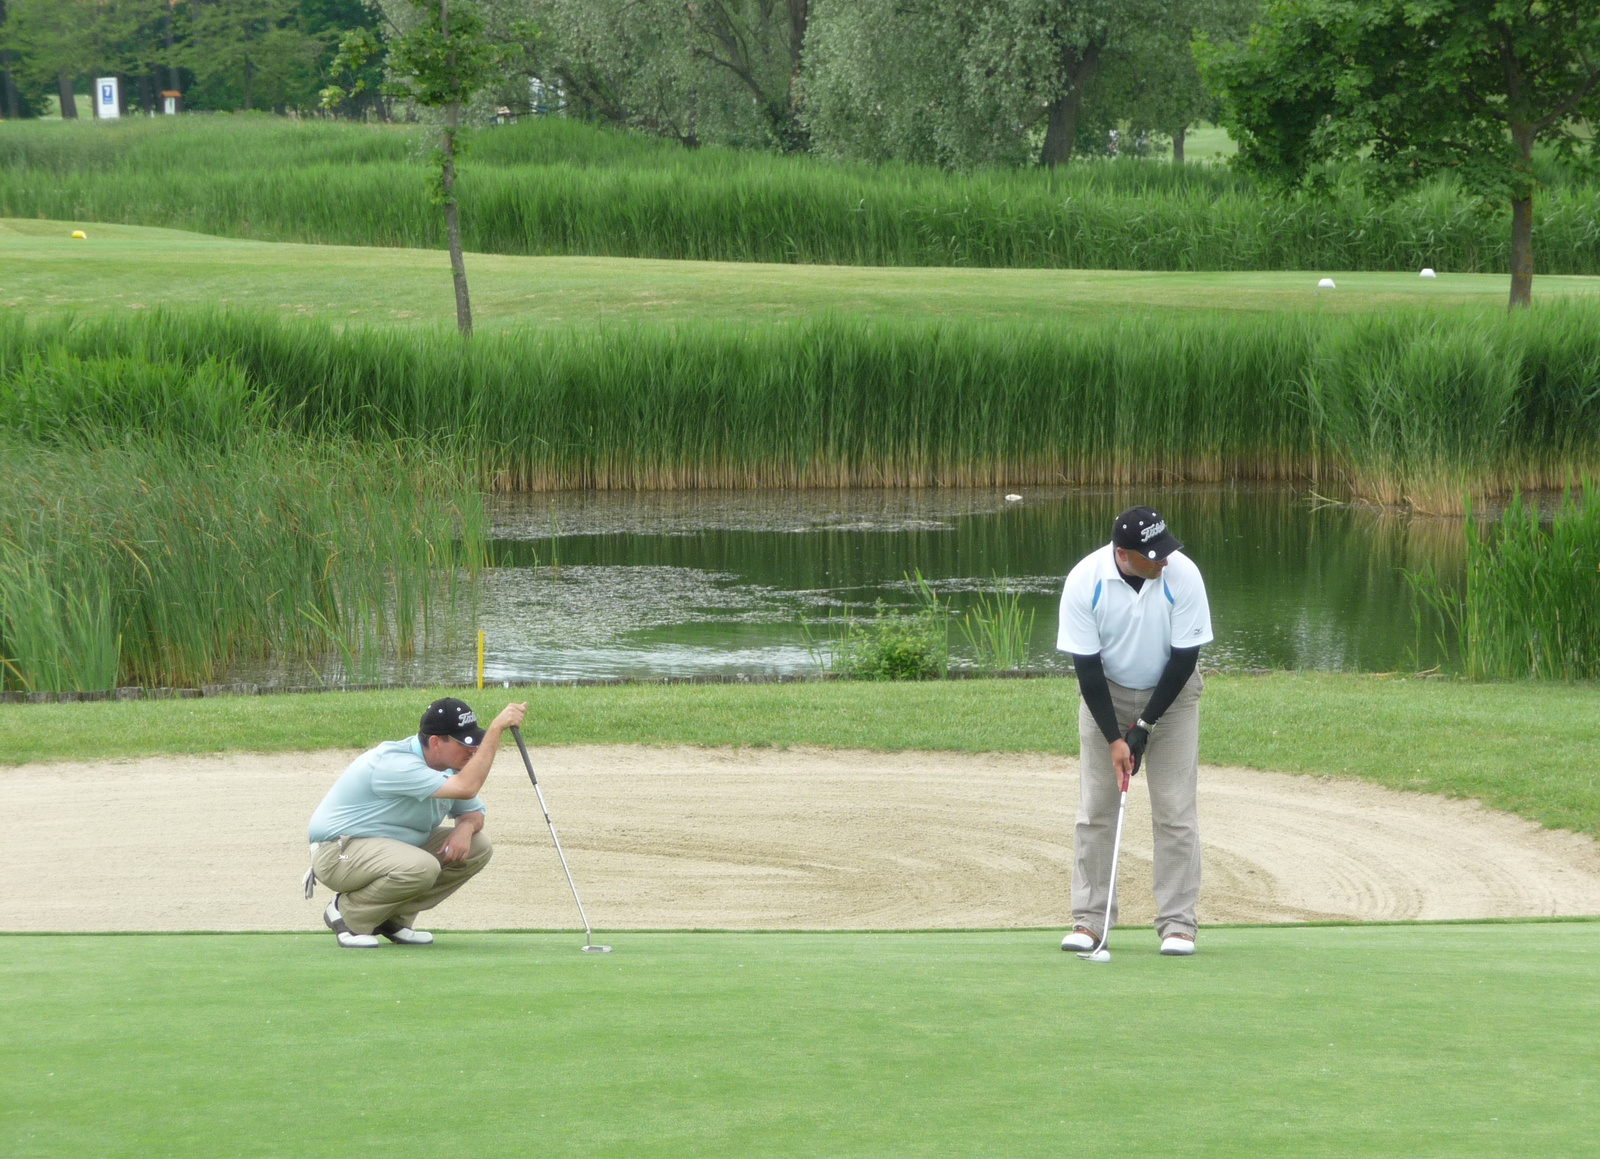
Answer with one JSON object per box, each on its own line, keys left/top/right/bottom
{"left": 305, "top": 697, "right": 526, "bottom": 948}
{"left": 1058, "top": 506, "right": 1212, "bottom": 957}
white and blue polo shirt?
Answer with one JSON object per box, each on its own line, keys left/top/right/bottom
{"left": 1057, "top": 544, "right": 1213, "bottom": 690}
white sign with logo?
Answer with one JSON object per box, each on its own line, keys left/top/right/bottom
{"left": 96, "top": 77, "right": 120, "bottom": 119}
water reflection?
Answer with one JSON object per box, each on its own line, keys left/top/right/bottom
{"left": 466, "top": 486, "right": 1464, "bottom": 681}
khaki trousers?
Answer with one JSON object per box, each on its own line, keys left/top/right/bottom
{"left": 312, "top": 826, "right": 492, "bottom": 934}
{"left": 1074, "top": 670, "right": 1202, "bottom": 941}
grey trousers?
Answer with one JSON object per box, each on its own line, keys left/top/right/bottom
{"left": 1074, "top": 670, "right": 1202, "bottom": 940}
{"left": 313, "top": 825, "right": 493, "bottom": 934}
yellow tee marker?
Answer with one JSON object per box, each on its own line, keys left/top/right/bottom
{"left": 71, "top": 230, "right": 87, "bottom": 239}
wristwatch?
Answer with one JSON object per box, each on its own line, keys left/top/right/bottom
{"left": 1135, "top": 718, "right": 1155, "bottom": 732}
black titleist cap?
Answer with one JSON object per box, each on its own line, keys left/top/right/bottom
{"left": 1112, "top": 506, "right": 1184, "bottom": 561}
{"left": 420, "top": 697, "right": 486, "bottom": 747}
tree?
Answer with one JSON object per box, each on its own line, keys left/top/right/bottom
{"left": 324, "top": 0, "right": 503, "bottom": 334}
{"left": 528, "top": 0, "right": 703, "bottom": 142}
{"left": 1095, "top": 0, "right": 1253, "bottom": 161}
{"left": 802, "top": 0, "right": 1029, "bottom": 167}
{"left": 803, "top": 0, "right": 1168, "bottom": 168}
{"left": 966, "top": 0, "right": 1171, "bottom": 166}
{"left": 4, "top": 0, "right": 97, "bottom": 116}
{"left": 1, "top": 0, "right": 22, "bottom": 118}
{"left": 1201, "top": 1, "right": 1600, "bottom": 308}
{"left": 187, "top": 0, "right": 326, "bottom": 111}
{"left": 685, "top": 0, "right": 809, "bottom": 149}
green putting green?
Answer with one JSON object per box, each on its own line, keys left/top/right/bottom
{"left": 6, "top": 216, "right": 1598, "bottom": 330}
{"left": 2, "top": 925, "right": 1595, "bottom": 1157}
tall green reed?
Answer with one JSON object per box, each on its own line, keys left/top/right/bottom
{"left": 0, "top": 436, "right": 486, "bottom": 690}
{"left": 4, "top": 117, "right": 1600, "bottom": 273}
{"left": 1409, "top": 486, "right": 1599, "bottom": 679}
{"left": 5, "top": 304, "right": 1597, "bottom": 510}
{"left": 957, "top": 579, "right": 1037, "bottom": 672}
{"left": 0, "top": 340, "right": 488, "bottom": 688}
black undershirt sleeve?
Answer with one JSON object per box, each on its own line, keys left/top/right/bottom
{"left": 1138, "top": 645, "right": 1201, "bottom": 728}
{"left": 1071, "top": 652, "right": 1125, "bottom": 745}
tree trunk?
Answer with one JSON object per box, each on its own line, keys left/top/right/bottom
{"left": 243, "top": 60, "right": 253, "bottom": 111}
{"left": 1508, "top": 124, "right": 1535, "bottom": 310}
{"left": 786, "top": 0, "right": 808, "bottom": 118}
{"left": 166, "top": 6, "right": 180, "bottom": 94}
{"left": 1508, "top": 194, "right": 1533, "bottom": 309}
{"left": 1171, "top": 125, "right": 1186, "bottom": 164}
{"left": 1039, "top": 42, "right": 1101, "bottom": 168}
{"left": 3, "top": 64, "right": 19, "bottom": 120}
{"left": 442, "top": 107, "right": 472, "bottom": 336}
{"left": 58, "top": 71, "right": 77, "bottom": 119}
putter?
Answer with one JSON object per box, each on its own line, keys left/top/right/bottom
{"left": 510, "top": 726, "right": 611, "bottom": 953}
{"left": 1080, "top": 753, "right": 1138, "bottom": 964}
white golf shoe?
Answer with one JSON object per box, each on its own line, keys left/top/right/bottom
{"left": 1061, "top": 927, "right": 1100, "bottom": 952}
{"left": 1160, "top": 934, "right": 1196, "bottom": 956}
{"left": 376, "top": 921, "right": 434, "bottom": 946}
{"left": 324, "top": 897, "right": 380, "bottom": 949}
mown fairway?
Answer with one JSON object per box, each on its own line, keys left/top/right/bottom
{"left": 8, "top": 217, "right": 1600, "bottom": 330}
{"left": 3, "top": 925, "right": 1596, "bottom": 1158}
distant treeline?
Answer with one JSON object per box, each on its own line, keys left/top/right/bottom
{"left": 5, "top": 303, "right": 1597, "bottom": 512}
{"left": 0, "top": 0, "right": 1242, "bottom": 169}
{"left": 4, "top": 118, "right": 1600, "bottom": 274}
{"left": 0, "top": 0, "right": 387, "bottom": 119}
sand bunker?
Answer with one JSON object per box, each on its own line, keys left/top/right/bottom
{"left": 6, "top": 745, "right": 1599, "bottom": 933}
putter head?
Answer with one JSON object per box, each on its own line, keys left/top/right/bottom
{"left": 582, "top": 944, "right": 612, "bottom": 953}
{"left": 1078, "top": 948, "right": 1112, "bottom": 963}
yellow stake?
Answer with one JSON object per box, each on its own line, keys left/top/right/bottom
{"left": 476, "top": 630, "right": 485, "bottom": 690}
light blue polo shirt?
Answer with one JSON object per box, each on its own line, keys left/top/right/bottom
{"left": 308, "top": 736, "right": 487, "bottom": 845}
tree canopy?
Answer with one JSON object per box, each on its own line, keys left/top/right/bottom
{"left": 1201, "top": 0, "right": 1600, "bottom": 306}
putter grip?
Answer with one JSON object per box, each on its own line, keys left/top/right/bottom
{"left": 510, "top": 725, "right": 538, "bottom": 785}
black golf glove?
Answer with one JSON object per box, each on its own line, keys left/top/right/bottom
{"left": 1123, "top": 725, "right": 1149, "bottom": 776}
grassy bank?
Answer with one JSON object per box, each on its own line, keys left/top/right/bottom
{"left": 16, "top": 218, "right": 1600, "bottom": 329}
{"left": 4, "top": 675, "right": 1596, "bottom": 836}
{"left": 3, "top": 926, "right": 1596, "bottom": 1157}
{"left": 4, "top": 117, "right": 1600, "bottom": 273}
{"left": 5, "top": 305, "right": 1598, "bottom": 509}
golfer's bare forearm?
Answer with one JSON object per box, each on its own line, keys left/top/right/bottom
{"left": 434, "top": 729, "right": 507, "bottom": 799}
{"left": 452, "top": 811, "right": 485, "bottom": 836}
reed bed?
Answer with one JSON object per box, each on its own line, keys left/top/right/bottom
{"left": 5, "top": 117, "right": 1600, "bottom": 272}
{"left": 6, "top": 304, "right": 1598, "bottom": 511}
{"left": 1410, "top": 487, "right": 1599, "bottom": 680}
{"left": 0, "top": 408, "right": 486, "bottom": 691}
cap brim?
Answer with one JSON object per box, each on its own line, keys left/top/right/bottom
{"left": 456, "top": 727, "right": 486, "bottom": 747}
{"left": 1142, "top": 533, "right": 1184, "bottom": 561}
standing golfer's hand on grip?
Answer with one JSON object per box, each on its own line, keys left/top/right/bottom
{"left": 1110, "top": 738, "right": 1134, "bottom": 792}
{"left": 1123, "top": 725, "right": 1149, "bottom": 776}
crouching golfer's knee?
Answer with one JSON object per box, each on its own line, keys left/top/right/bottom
{"left": 305, "top": 696, "right": 526, "bottom": 949}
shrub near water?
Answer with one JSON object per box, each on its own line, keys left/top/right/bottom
{"left": 4, "top": 117, "right": 1600, "bottom": 272}
{"left": 5, "top": 305, "right": 1598, "bottom": 510}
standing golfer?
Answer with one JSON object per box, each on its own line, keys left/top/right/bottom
{"left": 1058, "top": 506, "right": 1212, "bottom": 956}
{"left": 305, "top": 697, "right": 526, "bottom": 948}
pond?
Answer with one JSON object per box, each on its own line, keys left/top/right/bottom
{"left": 452, "top": 486, "right": 1465, "bottom": 683}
